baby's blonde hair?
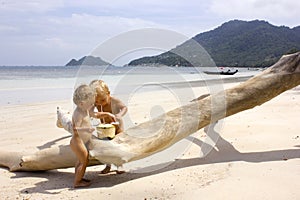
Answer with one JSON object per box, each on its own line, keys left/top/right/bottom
{"left": 73, "top": 84, "right": 95, "bottom": 105}
{"left": 89, "top": 80, "right": 110, "bottom": 97}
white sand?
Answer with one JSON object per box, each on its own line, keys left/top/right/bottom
{"left": 0, "top": 84, "right": 299, "bottom": 200}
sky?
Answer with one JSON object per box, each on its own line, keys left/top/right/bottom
{"left": 0, "top": 0, "right": 299, "bottom": 66}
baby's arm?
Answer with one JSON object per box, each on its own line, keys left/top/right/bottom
{"left": 72, "top": 112, "right": 83, "bottom": 135}
{"left": 74, "top": 127, "right": 94, "bottom": 133}
{"left": 113, "top": 97, "right": 128, "bottom": 119}
{"left": 89, "top": 108, "right": 116, "bottom": 122}
{"left": 73, "top": 112, "right": 94, "bottom": 133}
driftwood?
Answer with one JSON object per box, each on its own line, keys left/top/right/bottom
{"left": 1, "top": 52, "right": 300, "bottom": 171}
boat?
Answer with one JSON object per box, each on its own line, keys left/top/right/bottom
{"left": 203, "top": 69, "right": 238, "bottom": 75}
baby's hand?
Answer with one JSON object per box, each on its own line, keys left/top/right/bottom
{"left": 115, "top": 114, "right": 122, "bottom": 120}
{"left": 89, "top": 127, "right": 95, "bottom": 133}
{"left": 106, "top": 113, "right": 116, "bottom": 122}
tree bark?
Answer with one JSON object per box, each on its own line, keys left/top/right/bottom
{"left": 1, "top": 52, "right": 300, "bottom": 171}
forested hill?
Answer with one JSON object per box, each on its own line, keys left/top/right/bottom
{"left": 128, "top": 20, "right": 300, "bottom": 67}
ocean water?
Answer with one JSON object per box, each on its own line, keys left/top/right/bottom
{"left": 0, "top": 65, "right": 258, "bottom": 106}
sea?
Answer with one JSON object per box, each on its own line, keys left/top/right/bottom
{"left": 0, "top": 65, "right": 259, "bottom": 106}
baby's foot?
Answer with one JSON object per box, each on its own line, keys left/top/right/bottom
{"left": 82, "top": 178, "right": 91, "bottom": 182}
{"left": 116, "top": 165, "right": 125, "bottom": 174}
{"left": 74, "top": 179, "right": 91, "bottom": 188}
{"left": 100, "top": 165, "right": 111, "bottom": 174}
{"left": 116, "top": 170, "right": 125, "bottom": 174}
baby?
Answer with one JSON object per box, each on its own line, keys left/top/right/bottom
{"left": 70, "top": 84, "right": 115, "bottom": 187}
{"left": 90, "top": 80, "right": 128, "bottom": 174}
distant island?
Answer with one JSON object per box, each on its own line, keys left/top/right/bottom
{"left": 65, "top": 56, "right": 110, "bottom": 66}
{"left": 128, "top": 20, "right": 300, "bottom": 67}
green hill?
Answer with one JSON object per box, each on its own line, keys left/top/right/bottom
{"left": 128, "top": 20, "right": 300, "bottom": 67}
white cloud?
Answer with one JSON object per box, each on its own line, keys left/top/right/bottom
{"left": 64, "top": 0, "right": 205, "bottom": 11}
{"left": 0, "top": 24, "right": 19, "bottom": 32}
{"left": 44, "top": 14, "right": 167, "bottom": 47}
{"left": 38, "top": 37, "right": 70, "bottom": 49}
{"left": 0, "top": 0, "right": 64, "bottom": 13}
{"left": 0, "top": 12, "right": 168, "bottom": 65}
{"left": 210, "top": 0, "right": 300, "bottom": 27}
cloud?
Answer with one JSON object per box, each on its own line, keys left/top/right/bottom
{"left": 0, "top": 0, "right": 64, "bottom": 13}
{"left": 0, "top": 24, "right": 19, "bottom": 32}
{"left": 210, "top": 0, "right": 300, "bottom": 27}
{"left": 0, "top": 12, "right": 168, "bottom": 65}
{"left": 43, "top": 14, "right": 167, "bottom": 48}
{"left": 64, "top": 0, "right": 205, "bottom": 11}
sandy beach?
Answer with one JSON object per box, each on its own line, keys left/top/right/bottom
{"left": 0, "top": 81, "right": 299, "bottom": 200}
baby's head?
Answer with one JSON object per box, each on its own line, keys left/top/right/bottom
{"left": 90, "top": 80, "right": 110, "bottom": 107}
{"left": 73, "top": 84, "right": 95, "bottom": 109}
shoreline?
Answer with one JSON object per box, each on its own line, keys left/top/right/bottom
{"left": 0, "top": 74, "right": 254, "bottom": 106}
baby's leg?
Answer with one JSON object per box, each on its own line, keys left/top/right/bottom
{"left": 114, "top": 120, "right": 124, "bottom": 135}
{"left": 116, "top": 165, "right": 125, "bottom": 174}
{"left": 70, "top": 136, "right": 91, "bottom": 188}
{"left": 73, "top": 160, "right": 91, "bottom": 187}
{"left": 117, "top": 118, "right": 124, "bottom": 133}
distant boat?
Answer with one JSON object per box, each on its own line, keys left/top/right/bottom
{"left": 203, "top": 69, "right": 238, "bottom": 75}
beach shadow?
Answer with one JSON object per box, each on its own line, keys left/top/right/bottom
{"left": 12, "top": 123, "right": 300, "bottom": 193}
{"left": 12, "top": 170, "right": 74, "bottom": 195}
{"left": 87, "top": 135, "right": 299, "bottom": 188}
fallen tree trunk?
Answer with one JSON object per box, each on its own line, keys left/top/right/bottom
{"left": 1, "top": 52, "right": 300, "bottom": 171}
